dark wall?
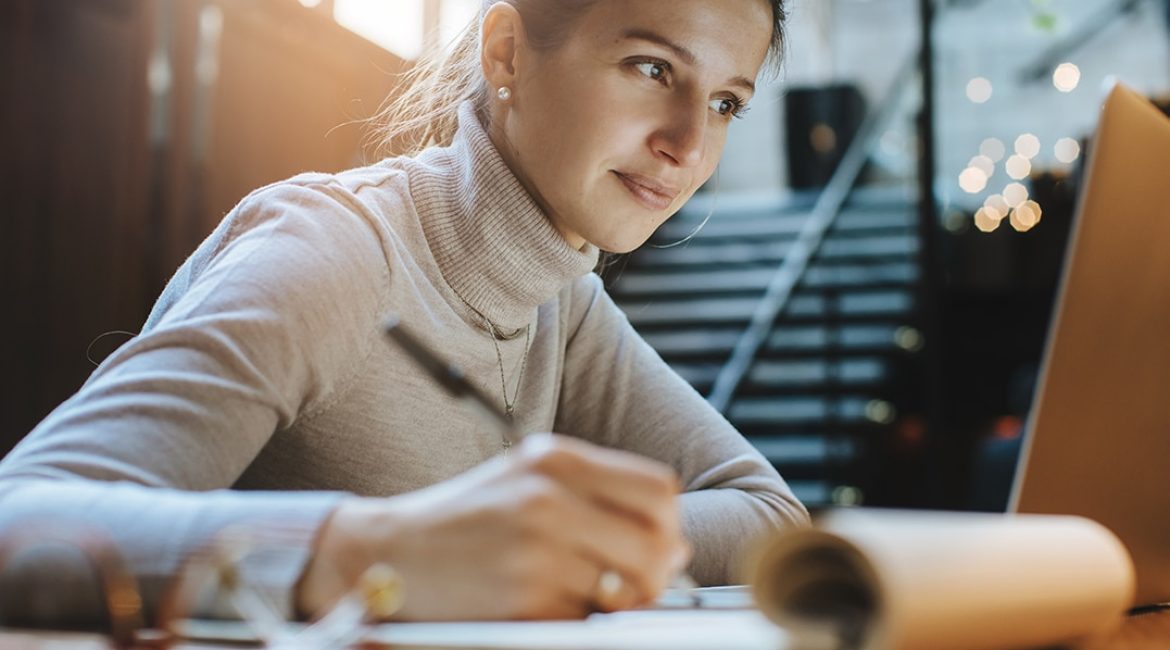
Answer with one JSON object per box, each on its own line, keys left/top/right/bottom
{"left": 0, "top": 0, "right": 407, "bottom": 455}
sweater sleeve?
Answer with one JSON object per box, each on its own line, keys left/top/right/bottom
{"left": 0, "top": 179, "right": 390, "bottom": 625}
{"left": 554, "top": 274, "right": 810, "bottom": 585}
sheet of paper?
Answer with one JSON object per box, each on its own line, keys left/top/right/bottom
{"left": 178, "top": 609, "right": 789, "bottom": 650}
{"left": 366, "top": 610, "right": 788, "bottom": 650}
{"left": 651, "top": 584, "right": 756, "bottom": 609}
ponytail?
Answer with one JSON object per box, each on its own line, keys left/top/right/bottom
{"left": 366, "top": 15, "right": 487, "bottom": 158}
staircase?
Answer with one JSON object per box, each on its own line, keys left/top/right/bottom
{"left": 608, "top": 184, "right": 923, "bottom": 507}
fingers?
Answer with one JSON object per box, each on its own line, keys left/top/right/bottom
{"left": 523, "top": 544, "right": 641, "bottom": 617}
{"left": 515, "top": 476, "right": 667, "bottom": 603}
{"left": 523, "top": 525, "right": 645, "bottom": 616}
{"left": 506, "top": 445, "right": 688, "bottom": 605}
{"left": 322, "top": 435, "right": 693, "bottom": 622}
{"left": 514, "top": 434, "right": 682, "bottom": 535}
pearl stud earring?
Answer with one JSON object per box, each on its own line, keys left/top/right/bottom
{"left": 497, "top": 86, "right": 512, "bottom": 102}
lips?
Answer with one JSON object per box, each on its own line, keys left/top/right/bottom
{"left": 613, "top": 171, "right": 681, "bottom": 211}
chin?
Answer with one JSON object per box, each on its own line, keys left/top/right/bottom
{"left": 589, "top": 229, "right": 656, "bottom": 254}
{"left": 576, "top": 203, "right": 671, "bottom": 254}
{"left": 599, "top": 241, "right": 641, "bottom": 255}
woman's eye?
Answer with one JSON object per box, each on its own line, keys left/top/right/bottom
{"left": 634, "top": 62, "right": 668, "bottom": 83}
{"left": 711, "top": 97, "right": 749, "bottom": 119}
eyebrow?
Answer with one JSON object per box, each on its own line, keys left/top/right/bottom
{"left": 619, "top": 28, "right": 757, "bottom": 94}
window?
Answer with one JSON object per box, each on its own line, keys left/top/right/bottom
{"left": 330, "top": 0, "right": 480, "bottom": 61}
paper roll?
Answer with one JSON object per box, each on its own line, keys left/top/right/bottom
{"left": 751, "top": 509, "right": 1134, "bottom": 650}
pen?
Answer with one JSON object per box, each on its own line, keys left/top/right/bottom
{"left": 382, "top": 316, "right": 703, "bottom": 607}
{"left": 384, "top": 316, "right": 524, "bottom": 449}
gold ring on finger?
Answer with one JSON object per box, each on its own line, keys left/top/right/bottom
{"left": 593, "top": 569, "right": 624, "bottom": 611}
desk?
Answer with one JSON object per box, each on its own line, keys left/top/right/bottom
{"left": 1083, "top": 608, "right": 1170, "bottom": 649}
{"left": 4, "top": 608, "right": 1170, "bottom": 650}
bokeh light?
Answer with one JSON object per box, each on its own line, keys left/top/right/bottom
{"left": 1005, "top": 154, "right": 1032, "bottom": 180}
{"left": 1053, "top": 62, "right": 1081, "bottom": 93}
{"left": 1015, "top": 133, "right": 1041, "bottom": 159}
{"left": 959, "top": 167, "right": 989, "bottom": 194}
{"left": 980, "top": 137, "right": 1006, "bottom": 162}
{"left": 966, "top": 77, "right": 993, "bottom": 104}
{"left": 1003, "top": 182, "right": 1029, "bottom": 208}
{"left": 983, "top": 194, "right": 1009, "bottom": 219}
{"left": 1054, "top": 137, "right": 1082, "bottom": 164}
{"left": 974, "top": 207, "right": 1002, "bottom": 232}
{"left": 969, "top": 155, "right": 996, "bottom": 178}
{"left": 1010, "top": 202, "right": 1040, "bottom": 232}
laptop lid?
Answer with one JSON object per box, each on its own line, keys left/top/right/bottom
{"left": 1009, "top": 83, "right": 1170, "bottom": 608}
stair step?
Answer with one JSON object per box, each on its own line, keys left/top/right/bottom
{"left": 670, "top": 358, "right": 889, "bottom": 391}
{"left": 670, "top": 363, "right": 723, "bottom": 389}
{"left": 653, "top": 209, "right": 915, "bottom": 242}
{"left": 771, "top": 323, "right": 906, "bottom": 351}
{"left": 748, "top": 435, "right": 858, "bottom": 466}
{"left": 787, "top": 480, "right": 834, "bottom": 507}
{"left": 630, "top": 234, "right": 919, "bottom": 269}
{"left": 622, "top": 290, "right": 915, "bottom": 327}
{"left": 728, "top": 395, "right": 874, "bottom": 426}
{"left": 641, "top": 323, "right": 910, "bottom": 358}
{"left": 674, "top": 184, "right": 916, "bottom": 221}
{"left": 750, "top": 357, "right": 888, "bottom": 386}
{"left": 622, "top": 297, "right": 762, "bottom": 326}
{"left": 614, "top": 261, "right": 917, "bottom": 297}
{"left": 641, "top": 328, "right": 743, "bottom": 356}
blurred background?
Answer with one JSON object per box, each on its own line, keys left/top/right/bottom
{"left": 2, "top": 0, "right": 1168, "bottom": 511}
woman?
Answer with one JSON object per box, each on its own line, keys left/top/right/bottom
{"left": 0, "top": 0, "right": 806, "bottom": 626}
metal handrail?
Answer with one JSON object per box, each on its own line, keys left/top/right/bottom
{"left": 706, "top": 54, "right": 921, "bottom": 413}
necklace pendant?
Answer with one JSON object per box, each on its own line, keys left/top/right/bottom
{"left": 501, "top": 439, "right": 513, "bottom": 454}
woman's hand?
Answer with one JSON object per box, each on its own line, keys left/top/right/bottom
{"left": 297, "top": 434, "right": 691, "bottom": 620}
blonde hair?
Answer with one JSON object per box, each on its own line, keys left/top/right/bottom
{"left": 367, "top": 0, "right": 787, "bottom": 159}
{"left": 366, "top": 16, "right": 484, "bottom": 158}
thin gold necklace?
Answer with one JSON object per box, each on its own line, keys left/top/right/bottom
{"left": 456, "top": 297, "right": 532, "bottom": 451}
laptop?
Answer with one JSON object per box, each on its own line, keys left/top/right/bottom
{"left": 1009, "top": 82, "right": 1170, "bottom": 608}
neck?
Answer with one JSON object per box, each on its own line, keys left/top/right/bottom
{"left": 484, "top": 109, "right": 588, "bottom": 252}
{"left": 408, "top": 101, "right": 600, "bottom": 333}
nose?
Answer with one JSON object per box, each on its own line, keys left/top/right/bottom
{"left": 650, "top": 102, "right": 706, "bottom": 168}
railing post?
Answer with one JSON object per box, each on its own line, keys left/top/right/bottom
{"left": 915, "top": 0, "right": 951, "bottom": 507}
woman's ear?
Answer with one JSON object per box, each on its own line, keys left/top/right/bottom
{"left": 480, "top": 2, "right": 525, "bottom": 95}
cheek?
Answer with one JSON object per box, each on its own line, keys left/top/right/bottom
{"left": 695, "top": 134, "right": 727, "bottom": 184}
{"left": 706, "top": 130, "right": 728, "bottom": 167}
{"left": 527, "top": 79, "right": 623, "bottom": 170}
{"left": 554, "top": 67, "right": 670, "bottom": 150}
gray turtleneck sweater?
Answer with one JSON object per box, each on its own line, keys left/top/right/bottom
{"left": 0, "top": 103, "right": 808, "bottom": 625}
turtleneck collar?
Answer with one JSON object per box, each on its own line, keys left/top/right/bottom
{"left": 409, "top": 101, "right": 600, "bottom": 332}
